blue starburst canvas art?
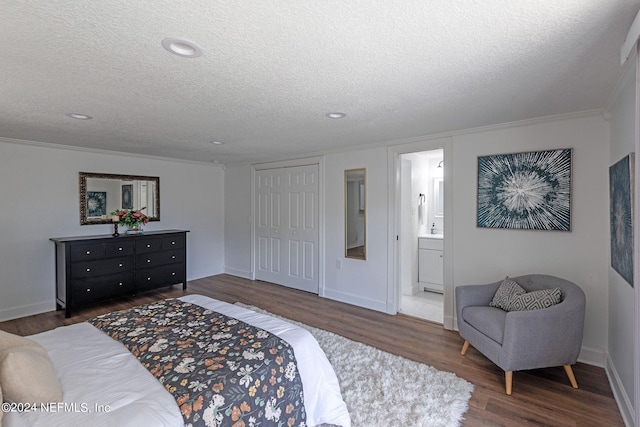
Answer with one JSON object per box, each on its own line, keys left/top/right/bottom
{"left": 477, "top": 148, "right": 572, "bottom": 231}
{"left": 609, "top": 153, "right": 634, "bottom": 287}
{"left": 87, "top": 191, "right": 107, "bottom": 217}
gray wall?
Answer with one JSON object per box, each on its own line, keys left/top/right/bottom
{"left": 606, "top": 57, "right": 636, "bottom": 425}
{"left": 224, "top": 112, "right": 611, "bottom": 365}
{"left": 0, "top": 140, "right": 225, "bottom": 321}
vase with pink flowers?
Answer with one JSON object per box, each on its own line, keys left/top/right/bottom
{"left": 110, "top": 208, "right": 149, "bottom": 234}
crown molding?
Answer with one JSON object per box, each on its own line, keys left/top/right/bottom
{"left": 0, "top": 136, "right": 224, "bottom": 168}
{"left": 1, "top": 109, "right": 605, "bottom": 169}
{"left": 605, "top": 48, "right": 636, "bottom": 113}
{"left": 621, "top": 9, "right": 640, "bottom": 65}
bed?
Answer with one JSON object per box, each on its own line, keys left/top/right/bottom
{"left": 3, "top": 294, "right": 351, "bottom": 427}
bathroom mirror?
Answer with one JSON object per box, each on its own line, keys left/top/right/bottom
{"left": 345, "top": 168, "right": 366, "bottom": 260}
{"left": 79, "top": 172, "right": 160, "bottom": 225}
{"left": 434, "top": 177, "right": 444, "bottom": 217}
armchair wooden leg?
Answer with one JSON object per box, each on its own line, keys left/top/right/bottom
{"left": 460, "top": 340, "right": 470, "bottom": 355}
{"left": 505, "top": 371, "right": 513, "bottom": 395}
{"left": 563, "top": 364, "right": 579, "bottom": 389}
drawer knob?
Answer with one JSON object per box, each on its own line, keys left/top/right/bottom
{"left": 171, "top": 241, "right": 175, "bottom": 245}
{"left": 171, "top": 255, "right": 176, "bottom": 259}
{"left": 86, "top": 288, "right": 91, "bottom": 292}
{"left": 172, "top": 272, "right": 176, "bottom": 276}
{"left": 118, "top": 282, "right": 123, "bottom": 286}
{"left": 147, "top": 244, "right": 151, "bottom": 248}
{"left": 86, "top": 268, "right": 91, "bottom": 272}
{"left": 118, "top": 263, "right": 123, "bottom": 267}
{"left": 147, "top": 259, "right": 151, "bottom": 263}
{"left": 86, "top": 251, "right": 91, "bottom": 255}
{"left": 147, "top": 277, "right": 151, "bottom": 281}
{"left": 118, "top": 247, "right": 123, "bottom": 251}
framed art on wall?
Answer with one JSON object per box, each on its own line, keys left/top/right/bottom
{"left": 87, "top": 191, "right": 107, "bottom": 218}
{"left": 121, "top": 184, "right": 133, "bottom": 209}
{"left": 477, "top": 148, "right": 572, "bottom": 231}
{"left": 609, "top": 153, "right": 634, "bottom": 287}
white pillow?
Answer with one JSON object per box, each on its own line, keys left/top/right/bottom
{"left": 0, "top": 344, "right": 63, "bottom": 404}
{"left": 0, "top": 329, "right": 40, "bottom": 353}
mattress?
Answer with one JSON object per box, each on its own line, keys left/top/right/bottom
{"left": 3, "top": 294, "right": 350, "bottom": 427}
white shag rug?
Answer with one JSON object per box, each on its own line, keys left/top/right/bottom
{"left": 236, "top": 303, "right": 474, "bottom": 427}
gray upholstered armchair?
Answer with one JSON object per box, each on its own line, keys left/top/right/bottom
{"left": 456, "top": 274, "right": 586, "bottom": 395}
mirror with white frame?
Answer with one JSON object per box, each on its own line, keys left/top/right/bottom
{"left": 79, "top": 172, "right": 160, "bottom": 225}
{"left": 345, "top": 168, "right": 366, "bottom": 260}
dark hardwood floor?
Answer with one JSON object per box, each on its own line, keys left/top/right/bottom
{"left": 0, "top": 274, "right": 624, "bottom": 426}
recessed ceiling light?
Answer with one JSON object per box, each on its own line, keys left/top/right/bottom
{"left": 325, "top": 112, "right": 347, "bottom": 119}
{"left": 161, "top": 37, "right": 202, "bottom": 58}
{"left": 210, "top": 140, "right": 225, "bottom": 145}
{"left": 67, "top": 113, "right": 92, "bottom": 120}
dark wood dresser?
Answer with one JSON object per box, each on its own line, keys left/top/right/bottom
{"left": 50, "top": 230, "right": 189, "bottom": 317}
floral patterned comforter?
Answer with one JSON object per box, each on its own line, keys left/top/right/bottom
{"left": 88, "top": 299, "right": 307, "bottom": 427}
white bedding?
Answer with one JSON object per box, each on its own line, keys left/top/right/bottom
{"left": 4, "top": 295, "right": 350, "bottom": 427}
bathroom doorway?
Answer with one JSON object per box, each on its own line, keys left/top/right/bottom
{"left": 397, "top": 149, "right": 444, "bottom": 323}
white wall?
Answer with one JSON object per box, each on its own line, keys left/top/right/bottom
{"left": 451, "top": 115, "right": 610, "bottom": 360}
{"left": 224, "top": 164, "right": 253, "bottom": 278}
{"left": 606, "top": 58, "right": 636, "bottom": 425}
{"left": 223, "top": 112, "right": 611, "bottom": 363}
{"left": 323, "top": 147, "right": 390, "bottom": 311}
{"left": 224, "top": 150, "right": 391, "bottom": 312}
{"left": 0, "top": 140, "right": 225, "bottom": 321}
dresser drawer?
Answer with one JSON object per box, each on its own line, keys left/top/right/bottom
{"left": 162, "top": 235, "right": 185, "bottom": 250}
{"left": 52, "top": 230, "right": 188, "bottom": 317}
{"left": 71, "top": 272, "right": 135, "bottom": 303}
{"left": 136, "top": 250, "right": 184, "bottom": 268}
{"left": 105, "top": 240, "right": 134, "bottom": 258}
{"left": 136, "top": 237, "right": 162, "bottom": 254}
{"left": 70, "top": 243, "right": 105, "bottom": 261}
{"left": 136, "top": 263, "right": 185, "bottom": 292}
{"left": 71, "top": 256, "right": 134, "bottom": 278}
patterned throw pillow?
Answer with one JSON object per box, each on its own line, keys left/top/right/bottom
{"left": 489, "top": 277, "right": 526, "bottom": 310}
{"left": 504, "top": 287, "right": 563, "bottom": 312}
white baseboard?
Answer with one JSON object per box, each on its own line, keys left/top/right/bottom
{"left": 0, "top": 301, "right": 55, "bottom": 322}
{"left": 444, "top": 314, "right": 455, "bottom": 331}
{"left": 578, "top": 345, "right": 605, "bottom": 368}
{"left": 605, "top": 352, "right": 635, "bottom": 427}
{"left": 323, "top": 288, "right": 388, "bottom": 313}
{"left": 224, "top": 267, "right": 253, "bottom": 280}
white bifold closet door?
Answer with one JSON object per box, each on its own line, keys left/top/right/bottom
{"left": 255, "top": 164, "right": 319, "bottom": 293}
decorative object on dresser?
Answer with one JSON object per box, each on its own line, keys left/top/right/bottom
{"left": 110, "top": 207, "right": 149, "bottom": 234}
{"left": 50, "top": 230, "right": 188, "bottom": 317}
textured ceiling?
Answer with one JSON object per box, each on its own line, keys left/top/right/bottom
{"left": 1, "top": 1, "right": 639, "bottom": 165}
